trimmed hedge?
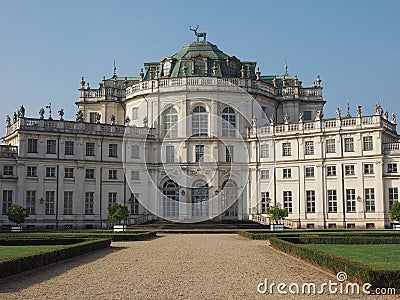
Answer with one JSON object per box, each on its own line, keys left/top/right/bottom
{"left": 0, "top": 238, "right": 86, "bottom": 246}
{"left": 269, "top": 237, "right": 400, "bottom": 288}
{"left": 281, "top": 236, "right": 400, "bottom": 244}
{"left": 109, "top": 231, "right": 156, "bottom": 241}
{"left": 0, "top": 238, "right": 111, "bottom": 279}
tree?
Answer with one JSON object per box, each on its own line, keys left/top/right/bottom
{"left": 107, "top": 203, "right": 129, "bottom": 225}
{"left": 7, "top": 204, "right": 28, "bottom": 226}
{"left": 390, "top": 202, "right": 400, "bottom": 222}
{"left": 266, "top": 206, "right": 288, "bottom": 224}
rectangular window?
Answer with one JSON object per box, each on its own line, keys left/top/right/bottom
{"left": 131, "top": 170, "right": 140, "bottom": 181}
{"left": 364, "top": 163, "right": 374, "bottom": 175}
{"left": 283, "top": 191, "right": 292, "bottom": 213}
{"left": 85, "top": 192, "right": 94, "bottom": 214}
{"left": 132, "top": 107, "right": 138, "bottom": 120}
{"left": 283, "top": 168, "right": 292, "bottom": 178}
{"left": 85, "top": 168, "right": 95, "bottom": 179}
{"left": 45, "top": 191, "right": 55, "bottom": 215}
{"left": 365, "top": 188, "right": 375, "bottom": 212}
{"left": 46, "top": 139, "right": 57, "bottom": 154}
{"left": 328, "top": 190, "right": 337, "bottom": 213}
{"left": 388, "top": 163, "right": 398, "bottom": 173}
{"left": 45, "top": 167, "right": 56, "bottom": 178}
{"left": 260, "top": 144, "right": 269, "bottom": 158}
{"left": 26, "top": 191, "right": 36, "bottom": 214}
{"left": 261, "top": 191, "right": 270, "bottom": 213}
{"left": 389, "top": 187, "right": 398, "bottom": 208}
{"left": 195, "top": 145, "right": 204, "bottom": 162}
{"left": 64, "top": 191, "right": 73, "bottom": 215}
{"left": 363, "top": 136, "right": 373, "bottom": 151}
{"left": 303, "top": 111, "right": 312, "bottom": 121}
{"left": 86, "top": 142, "right": 95, "bottom": 156}
{"left": 27, "top": 138, "right": 38, "bottom": 153}
{"left": 27, "top": 166, "right": 37, "bottom": 177}
{"left": 166, "top": 146, "right": 175, "bottom": 163}
{"left": 326, "top": 139, "right": 336, "bottom": 153}
{"left": 3, "top": 165, "right": 14, "bottom": 176}
{"left": 64, "top": 167, "right": 74, "bottom": 178}
{"left": 109, "top": 170, "right": 118, "bottom": 180}
{"left": 327, "top": 165, "right": 337, "bottom": 176}
{"left": 90, "top": 112, "right": 97, "bottom": 123}
{"left": 306, "top": 190, "right": 316, "bottom": 213}
{"left": 344, "top": 137, "right": 354, "bottom": 152}
{"left": 225, "top": 145, "right": 233, "bottom": 163}
{"left": 346, "top": 189, "right": 356, "bottom": 212}
{"left": 131, "top": 145, "right": 140, "bottom": 158}
{"left": 109, "top": 144, "right": 118, "bottom": 157}
{"left": 305, "top": 141, "right": 314, "bottom": 155}
{"left": 345, "top": 165, "right": 355, "bottom": 176}
{"left": 282, "top": 143, "right": 291, "bottom": 156}
{"left": 2, "top": 190, "right": 12, "bottom": 215}
{"left": 260, "top": 170, "right": 269, "bottom": 180}
{"left": 305, "top": 167, "right": 314, "bottom": 177}
{"left": 130, "top": 193, "right": 139, "bottom": 215}
{"left": 65, "top": 141, "right": 74, "bottom": 155}
{"left": 108, "top": 192, "right": 117, "bottom": 207}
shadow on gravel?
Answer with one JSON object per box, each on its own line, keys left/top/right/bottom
{"left": 0, "top": 246, "right": 125, "bottom": 293}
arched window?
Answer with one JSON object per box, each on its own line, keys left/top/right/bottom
{"left": 222, "top": 107, "right": 236, "bottom": 137}
{"left": 192, "top": 179, "right": 209, "bottom": 217}
{"left": 163, "top": 61, "right": 171, "bottom": 76}
{"left": 194, "top": 57, "right": 205, "bottom": 75}
{"left": 221, "top": 180, "right": 238, "bottom": 217}
{"left": 164, "top": 107, "right": 178, "bottom": 137}
{"left": 163, "top": 180, "right": 179, "bottom": 218}
{"left": 192, "top": 105, "right": 208, "bottom": 136}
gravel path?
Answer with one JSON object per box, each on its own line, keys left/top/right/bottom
{"left": 0, "top": 234, "right": 396, "bottom": 299}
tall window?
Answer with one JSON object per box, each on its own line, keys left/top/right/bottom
{"left": 303, "top": 111, "right": 312, "bottom": 121}
{"left": 305, "top": 167, "right": 315, "bottom": 177}
{"left": 283, "top": 168, "right": 292, "bottom": 178}
{"left": 260, "top": 170, "right": 269, "bottom": 180}
{"left": 27, "top": 138, "right": 38, "bottom": 153}
{"left": 346, "top": 189, "right": 356, "bottom": 212}
{"left": 46, "top": 167, "right": 56, "bottom": 178}
{"left": 282, "top": 143, "right": 291, "bottom": 156}
{"left": 260, "top": 144, "right": 269, "bottom": 158}
{"left": 3, "top": 165, "right": 14, "bottom": 176}
{"left": 46, "top": 140, "right": 57, "bottom": 154}
{"left": 363, "top": 136, "right": 373, "bottom": 151}
{"left": 326, "top": 139, "right": 336, "bottom": 153}
{"left": 86, "top": 142, "right": 95, "bottom": 156}
{"left": 166, "top": 146, "right": 175, "bottom": 163}
{"left": 192, "top": 179, "right": 209, "bottom": 217}
{"left": 195, "top": 145, "right": 204, "bottom": 162}
{"left": 222, "top": 107, "right": 236, "bottom": 137}
{"left": 132, "top": 107, "right": 138, "bottom": 120}
{"left": 364, "top": 163, "right": 374, "bottom": 175}
{"left": 306, "top": 190, "right": 316, "bottom": 213}
{"left": 85, "top": 168, "right": 95, "bottom": 179}
{"left": 192, "top": 105, "right": 208, "bottom": 136}
{"left": 327, "top": 165, "right": 337, "bottom": 176}
{"left": 109, "top": 170, "right": 117, "bottom": 180}
{"left": 65, "top": 141, "right": 74, "bottom": 155}
{"left": 194, "top": 56, "right": 205, "bottom": 75}
{"left": 283, "top": 191, "right": 292, "bottom": 213}
{"left": 2, "top": 190, "right": 12, "bottom": 215}
{"left": 85, "top": 192, "right": 94, "bottom": 214}
{"left": 108, "top": 192, "right": 117, "bottom": 207}
{"left": 64, "top": 191, "right": 73, "bottom": 215}
{"left": 389, "top": 188, "right": 398, "bottom": 209}
{"left": 365, "top": 188, "right": 375, "bottom": 212}
{"left": 164, "top": 107, "right": 178, "bottom": 137}
{"left": 90, "top": 112, "right": 97, "bottom": 123}
{"left": 45, "top": 191, "right": 55, "bottom": 215}
{"left": 328, "top": 190, "right": 337, "bottom": 213}
{"left": 225, "top": 145, "right": 233, "bottom": 163}
{"left": 344, "top": 137, "right": 354, "bottom": 152}
{"left": 345, "top": 165, "right": 355, "bottom": 176}
{"left": 109, "top": 144, "right": 118, "bottom": 157}
{"left": 163, "top": 180, "right": 179, "bottom": 218}
{"left": 131, "top": 145, "right": 140, "bottom": 159}
{"left": 64, "top": 167, "right": 74, "bottom": 178}
{"left": 26, "top": 191, "right": 36, "bottom": 214}
{"left": 130, "top": 193, "right": 139, "bottom": 215}
{"left": 261, "top": 191, "right": 270, "bottom": 213}
{"left": 305, "top": 141, "right": 314, "bottom": 155}
{"left": 27, "top": 166, "right": 37, "bottom": 177}
{"left": 388, "top": 163, "right": 398, "bottom": 173}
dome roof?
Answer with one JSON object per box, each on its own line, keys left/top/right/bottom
{"left": 172, "top": 41, "right": 229, "bottom": 60}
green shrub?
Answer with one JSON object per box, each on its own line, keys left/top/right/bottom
{"left": 7, "top": 204, "right": 28, "bottom": 225}
{"left": 390, "top": 202, "right": 400, "bottom": 222}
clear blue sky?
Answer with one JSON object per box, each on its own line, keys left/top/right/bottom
{"left": 0, "top": 0, "right": 399, "bottom": 133}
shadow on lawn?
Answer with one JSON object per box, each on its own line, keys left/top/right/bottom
{"left": 0, "top": 246, "right": 126, "bottom": 293}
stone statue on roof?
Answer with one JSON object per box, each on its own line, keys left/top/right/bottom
{"left": 356, "top": 105, "right": 362, "bottom": 117}
{"left": 18, "top": 105, "right": 25, "bottom": 118}
{"left": 58, "top": 109, "right": 64, "bottom": 121}
{"left": 375, "top": 102, "right": 383, "bottom": 116}
{"left": 76, "top": 109, "right": 84, "bottom": 122}
{"left": 391, "top": 113, "right": 396, "bottom": 124}
{"left": 189, "top": 25, "right": 206, "bottom": 41}
{"left": 336, "top": 108, "right": 341, "bottom": 119}
{"left": 5, "top": 115, "right": 10, "bottom": 126}
{"left": 284, "top": 113, "right": 290, "bottom": 124}
{"left": 39, "top": 108, "right": 45, "bottom": 119}
{"left": 384, "top": 111, "right": 388, "bottom": 120}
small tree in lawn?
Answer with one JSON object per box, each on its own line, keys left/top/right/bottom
{"left": 7, "top": 204, "right": 29, "bottom": 226}
{"left": 107, "top": 203, "right": 129, "bottom": 225}
{"left": 266, "top": 205, "right": 288, "bottom": 224}
{"left": 390, "top": 202, "right": 400, "bottom": 223}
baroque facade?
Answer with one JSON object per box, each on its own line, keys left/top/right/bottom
{"left": 1, "top": 38, "right": 399, "bottom": 229}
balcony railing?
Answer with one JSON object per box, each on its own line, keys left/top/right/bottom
{"left": 0, "top": 145, "right": 18, "bottom": 158}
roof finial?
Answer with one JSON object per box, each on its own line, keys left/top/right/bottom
{"left": 346, "top": 101, "right": 351, "bottom": 118}
{"left": 113, "top": 60, "right": 117, "bottom": 77}
{"left": 284, "top": 59, "right": 288, "bottom": 76}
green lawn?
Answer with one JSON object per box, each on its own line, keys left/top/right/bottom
{"left": 0, "top": 245, "right": 65, "bottom": 260}
{"left": 303, "top": 244, "right": 400, "bottom": 270}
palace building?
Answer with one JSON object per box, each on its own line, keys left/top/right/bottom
{"left": 1, "top": 35, "right": 399, "bottom": 230}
